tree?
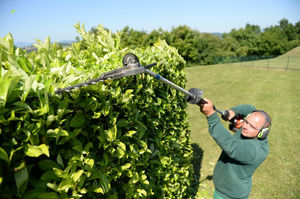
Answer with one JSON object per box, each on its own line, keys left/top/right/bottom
{"left": 85, "top": 19, "right": 300, "bottom": 65}
{"left": 120, "top": 26, "right": 148, "bottom": 48}
{"left": 259, "top": 26, "right": 288, "bottom": 55}
{"left": 295, "top": 21, "right": 300, "bottom": 40}
{"left": 166, "top": 25, "right": 203, "bottom": 63}
{"left": 228, "top": 24, "right": 261, "bottom": 55}
{"left": 279, "top": 18, "right": 297, "bottom": 41}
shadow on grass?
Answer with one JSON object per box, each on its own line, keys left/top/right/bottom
{"left": 191, "top": 143, "right": 203, "bottom": 183}
{"left": 190, "top": 143, "right": 203, "bottom": 195}
{"left": 190, "top": 143, "right": 213, "bottom": 197}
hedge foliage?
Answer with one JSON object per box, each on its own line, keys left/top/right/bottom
{"left": 0, "top": 23, "right": 195, "bottom": 198}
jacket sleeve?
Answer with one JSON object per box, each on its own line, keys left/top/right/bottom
{"left": 230, "top": 104, "right": 256, "bottom": 118}
{"left": 207, "top": 112, "right": 258, "bottom": 163}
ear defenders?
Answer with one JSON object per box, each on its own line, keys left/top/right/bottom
{"left": 245, "top": 110, "right": 271, "bottom": 140}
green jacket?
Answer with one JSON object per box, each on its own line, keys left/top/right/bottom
{"left": 207, "top": 105, "right": 269, "bottom": 199}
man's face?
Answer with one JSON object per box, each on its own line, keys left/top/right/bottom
{"left": 241, "top": 112, "right": 265, "bottom": 138}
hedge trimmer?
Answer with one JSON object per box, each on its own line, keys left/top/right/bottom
{"left": 55, "top": 53, "right": 243, "bottom": 131}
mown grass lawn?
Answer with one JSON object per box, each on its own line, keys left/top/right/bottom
{"left": 185, "top": 64, "right": 300, "bottom": 198}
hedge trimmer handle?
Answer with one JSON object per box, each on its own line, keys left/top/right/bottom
{"left": 186, "top": 88, "right": 223, "bottom": 114}
{"left": 186, "top": 88, "right": 243, "bottom": 132}
{"left": 221, "top": 110, "right": 230, "bottom": 121}
{"left": 144, "top": 63, "right": 157, "bottom": 69}
{"left": 228, "top": 115, "right": 244, "bottom": 132}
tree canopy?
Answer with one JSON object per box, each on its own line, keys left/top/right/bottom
{"left": 86, "top": 18, "right": 300, "bottom": 65}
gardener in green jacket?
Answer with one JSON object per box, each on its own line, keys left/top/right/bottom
{"left": 199, "top": 99, "right": 271, "bottom": 199}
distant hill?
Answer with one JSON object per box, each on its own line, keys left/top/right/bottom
{"left": 59, "top": 40, "right": 75, "bottom": 43}
{"left": 212, "top": 32, "right": 223, "bottom": 38}
{"left": 15, "top": 42, "right": 33, "bottom": 48}
{"left": 15, "top": 40, "right": 75, "bottom": 52}
{"left": 15, "top": 40, "right": 75, "bottom": 48}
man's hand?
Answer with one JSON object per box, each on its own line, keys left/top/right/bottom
{"left": 200, "top": 98, "right": 215, "bottom": 117}
{"left": 222, "top": 110, "right": 236, "bottom": 121}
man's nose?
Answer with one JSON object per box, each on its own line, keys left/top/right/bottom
{"left": 242, "top": 122, "right": 248, "bottom": 130}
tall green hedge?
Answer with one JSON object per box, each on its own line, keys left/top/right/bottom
{"left": 0, "top": 23, "right": 195, "bottom": 198}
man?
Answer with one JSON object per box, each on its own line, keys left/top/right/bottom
{"left": 199, "top": 99, "right": 271, "bottom": 199}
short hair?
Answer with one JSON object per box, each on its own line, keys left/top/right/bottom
{"left": 254, "top": 110, "right": 272, "bottom": 129}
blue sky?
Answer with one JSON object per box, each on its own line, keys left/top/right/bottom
{"left": 1, "top": 0, "right": 300, "bottom": 43}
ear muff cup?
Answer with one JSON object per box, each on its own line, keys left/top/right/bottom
{"left": 257, "top": 127, "right": 270, "bottom": 140}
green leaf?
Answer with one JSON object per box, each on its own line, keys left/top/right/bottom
{"left": 99, "top": 172, "right": 110, "bottom": 193}
{"left": 124, "top": 89, "right": 133, "bottom": 95}
{"left": 70, "top": 112, "right": 85, "bottom": 128}
{"left": 0, "top": 147, "right": 8, "bottom": 162}
{"left": 10, "top": 9, "right": 15, "bottom": 14}
{"left": 17, "top": 57, "right": 33, "bottom": 73}
{"left": 38, "top": 192, "right": 60, "bottom": 199}
{"left": 72, "top": 139, "right": 82, "bottom": 152}
{"left": 46, "top": 115, "right": 56, "bottom": 126}
{"left": 57, "top": 154, "right": 64, "bottom": 168}
{"left": 84, "top": 158, "right": 94, "bottom": 168}
{"left": 47, "top": 128, "right": 69, "bottom": 138}
{"left": 84, "top": 142, "right": 93, "bottom": 153}
{"left": 58, "top": 179, "right": 74, "bottom": 191}
{"left": 57, "top": 99, "right": 70, "bottom": 118}
{"left": 14, "top": 163, "right": 29, "bottom": 194}
{"left": 102, "top": 103, "right": 110, "bottom": 116}
{"left": 116, "top": 141, "right": 126, "bottom": 159}
{"left": 12, "top": 101, "right": 33, "bottom": 112}
{"left": 25, "top": 144, "right": 49, "bottom": 157}
{"left": 137, "top": 188, "right": 147, "bottom": 197}
{"left": 41, "top": 171, "right": 60, "bottom": 181}
{"left": 38, "top": 159, "right": 61, "bottom": 171}
{"left": 80, "top": 188, "right": 87, "bottom": 194}
{"left": 0, "top": 36, "right": 10, "bottom": 49}
{"left": 8, "top": 145, "right": 23, "bottom": 162}
{"left": 46, "top": 182, "right": 58, "bottom": 191}
{"left": 140, "top": 174, "right": 149, "bottom": 185}
{"left": 53, "top": 168, "right": 68, "bottom": 179}
{"left": 121, "top": 163, "right": 131, "bottom": 171}
{"left": 71, "top": 170, "right": 84, "bottom": 182}
{"left": 92, "top": 112, "right": 101, "bottom": 119}
{"left": 0, "top": 70, "right": 12, "bottom": 107}
{"left": 21, "top": 75, "right": 36, "bottom": 102}
{"left": 105, "top": 125, "right": 117, "bottom": 142}
{"left": 94, "top": 187, "right": 104, "bottom": 194}
{"left": 122, "top": 89, "right": 134, "bottom": 102}
{"left": 23, "top": 189, "right": 44, "bottom": 199}
{"left": 116, "top": 118, "right": 128, "bottom": 127}
{"left": 90, "top": 171, "right": 110, "bottom": 193}
{"left": 125, "top": 130, "right": 136, "bottom": 138}
{"left": 138, "top": 141, "right": 148, "bottom": 154}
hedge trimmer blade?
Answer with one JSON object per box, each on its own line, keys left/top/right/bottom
{"left": 55, "top": 53, "right": 146, "bottom": 94}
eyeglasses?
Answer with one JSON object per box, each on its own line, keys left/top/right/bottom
{"left": 244, "top": 119, "right": 261, "bottom": 131}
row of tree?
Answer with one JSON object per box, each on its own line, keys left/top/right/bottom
{"left": 87, "top": 18, "right": 300, "bottom": 65}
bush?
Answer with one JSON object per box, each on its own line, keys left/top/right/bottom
{"left": 0, "top": 23, "right": 195, "bottom": 198}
